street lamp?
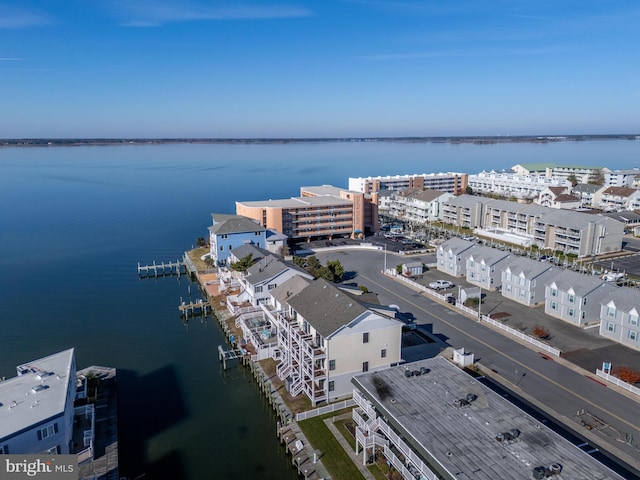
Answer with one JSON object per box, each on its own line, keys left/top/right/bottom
{"left": 384, "top": 244, "right": 387, "bottom": 274}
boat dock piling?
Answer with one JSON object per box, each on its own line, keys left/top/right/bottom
{"left": 218, "top": 345, "right": 244, "bottom": 369}
{"left": 178, "top": 298, "right": 210, "bottom": 318}
{"left": 138, "top": 260, "right": 185, "bottom": 278}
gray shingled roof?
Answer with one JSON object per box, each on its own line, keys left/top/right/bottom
{"left": 230, "top": 244, "right": 269, "bottom": 264}
{"left": 270, "top": 275, "right": 312, "bottom": 306}
{"left": 210, "top": 213, "right": 265, "bottom": 235}
{"left": 572, "top": 184, "right": 601, "bottom": 194}
{"left": 545, "top": 269, "right": 611, "bottom": 296}
{"left": 440, "top": 238, "right": 476, "bottom": 256}
{"left": 503, "top": 256, "right": 556, "bottom": 279}
{"left": 466, "top": 246, "right": 510, "bottom": 265}
{"left": 286, "top": 278, "right": 368, "bottom": 338}
{"left": 600, "top": 286, "right": 639, "bottom": 313}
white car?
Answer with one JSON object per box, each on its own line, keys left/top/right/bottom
{"left": 429, "top": 280, "right": 454, "bottom": 290}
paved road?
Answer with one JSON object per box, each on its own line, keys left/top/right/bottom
{"left": 314, "top": 248, "right": 640, "bottom": 478}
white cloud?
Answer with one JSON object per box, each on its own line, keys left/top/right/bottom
{"left": 105, "top": 1, "right": 313, "bottom": 27}
{"left": 0, "top": 5, "right": 51, "bottom": 28}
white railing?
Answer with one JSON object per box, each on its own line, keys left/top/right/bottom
{"left": 595, "top": 369, "right": 640, "bottom": 396}
{"left": 352, "top": 389, "right": 376, "bottom": 419}
{"left": 77, "top": 445, "right": 93, "bottom": 464}
{"left": 481, "top": 315, "right": 561, "bottom": 356}
{"left": 295, "top": 398, "right": 356, "bottom": 421}
{"left": 388, "top": 272, "right": 562, "bottom": 356}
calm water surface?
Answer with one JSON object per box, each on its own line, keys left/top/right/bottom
{"left": 0, "top": 140, "right": 638, "bottom": 479}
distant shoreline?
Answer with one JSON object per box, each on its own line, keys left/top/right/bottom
{"left": 1, "top": 134, "right": 639, "bottom": 148}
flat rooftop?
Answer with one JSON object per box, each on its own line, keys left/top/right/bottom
{"left": 352, "top": 356, "right": 624, "bottom": 480}
{"left": 0, "top": 349, "right": 74, "bottom": 441}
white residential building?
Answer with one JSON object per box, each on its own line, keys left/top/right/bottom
{"left": 598, "top": 187, "right": 640, "bottom": 212}
{"left": 501, "top": 257, "right": 557, "bottom": 307}
{"left": 468, "top": 170, "right": 569, "bottom": 199}
{"left": 599, "top": 287, "right": 640, "bottom": 351}
{"left": 264, "top": 278, "right": 403, "bottom": 406}
{"left": 0, "top": 349, "right": 77, "bottom": 455}
{"left": 465, "top": 246, "right": 510, "bottom": 291}
{"left": 348, "top": 173, "right": 468, "bottom": 195}
{"left": 536, "top": 186, "right": 580, "bottom": 209}
{"left": 545, "top": 270, "right": 617, "bottom": 327}
{"left": 604, "top": 169, "right": 640, "bottom": 187}
{"left": 436, "top": 238, "right": 477, "bottom": 278}
{"left": 378, "top": 188, "right": 454, "bottom": 223}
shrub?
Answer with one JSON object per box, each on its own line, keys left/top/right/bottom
{"left": 532, "top": 325, "right": 550, "bottom": 339}
{"left": 612, "top": 366, "right": 640, "bottom": 384}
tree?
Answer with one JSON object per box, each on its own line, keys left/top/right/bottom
{"left": 465, "top": 186, "right": 474, "bottom": 195}
{"left": 567, "top": 174, "right": 579, "bottom": 187}
{"left": 325, "top": 259, "right": 345, "bottom": 282}
{"left": 230, "top": 253, "right": 254, "bottom": 272}
{"left": 196, "top": 236, "right": 207, "bottom": 247}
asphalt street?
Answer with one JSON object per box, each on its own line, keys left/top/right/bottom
{"left": 313, "top": 247, "right": 640, "bottom": 479}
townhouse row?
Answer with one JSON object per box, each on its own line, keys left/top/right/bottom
{"left": 437, "top": 238, "right": 639, "bottom": 351}
{"left": 217, "top": 243, "right": 404, "bottom": 406}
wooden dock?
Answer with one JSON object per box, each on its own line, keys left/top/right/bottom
{"left": 218, "top": 345, "right": 245, "bottom": 369}
{"left": 178, "top": 299, "right": 210, "bottom": 318}
{"left": 138, "top": 260, "right": 185, "bottom": 278}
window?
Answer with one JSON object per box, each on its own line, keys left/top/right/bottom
{"left": 630, "top": 331, "right": 638, "bottom": 341}
{"left": 254, "top": 286, "right": 263, "bottom": 293}
{"left": 550, "top": 288, "right": 557, "bottom": 297}
{"left": 329, "top": 360, "right": 336, "bottom": 371}
{"left": 519, "top": 289, "right": 525, "bottom": 298}
{"left": 630, "top": 315, "right": 638, "bottom": 326}
{"left": 381, "top": 349, "right": 387, "bottom": 358}
{"left": 550, "top": 301, "right": 557, "bottom": 311}
{"left": 363, "top": 332, "right": 369, "bottom": 343}
{"left": 362, "top": 362, "right": 369, "bottom": 373}
{"left": 268, "top": 284, "right": 276, "bottom": 290}
{"left": 568, "top": 308, "right": 575, "bottom": 317}
{"left": 607, "top": 306, "right": 616, "bottom": 317}
{"left": 45, "top": 446, "right": 60, "bottom": 454}
{"left": 568, "top": 294, "right": 575, "bottom": 304}
{"left": 38, "top": 423, "right": 57, "bottom": 440}
{"left": 328, "top": 381, "right": 335, "bottom": 392}
{"left": 505, "top": 284, "right": 512, "bottom": 292}
{"left": 607, "top": 322, "right": 616, "bottom": 332}
{"left": 519, "top": 276, "right": 525, "bottom": 286}
{"left": 220, "top": 246, "right": 224, "bottom": 251}
{"left": 505, "top": 272, "right": 512, "bottom": 281}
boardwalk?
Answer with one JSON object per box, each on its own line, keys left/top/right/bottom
{"left": 137, "top": 260, "right": 185, "bottom": 278}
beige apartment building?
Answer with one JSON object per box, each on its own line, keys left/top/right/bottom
{"left": 348, "top": 172, "right": 468, "bottom": 196}
{"left": 236, "top": 185, "right": 378, "bottom": 241}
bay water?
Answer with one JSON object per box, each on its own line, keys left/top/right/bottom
{"left": 0, "top": 140, "right": 638, "bottom": 479}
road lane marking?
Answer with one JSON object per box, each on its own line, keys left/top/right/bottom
{"left": 360, "top": 272, "right": 640, "bottom": 435}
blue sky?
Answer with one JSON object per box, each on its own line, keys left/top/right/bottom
{"left": 1, "top": 1, "right": 639, "bottom": 138}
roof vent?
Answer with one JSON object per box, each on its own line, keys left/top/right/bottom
{"left": 32, "top": 384, "right": 49, "bottom": 393}
{"left": 495, "top": 429, "right": 520, "bottom": 443}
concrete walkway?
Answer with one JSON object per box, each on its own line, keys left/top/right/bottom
{"left": 323, "top": 413, "right": 376, "bottom": 480}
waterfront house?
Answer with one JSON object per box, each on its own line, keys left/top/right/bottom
{"left": 536, "top": 186, "right": 580, "bottom": 209}
{"left": 465, "top": 246, "right": 510, "bottom": 291}
{"left": 599, "top": 287, "right": 640, "bottom": 352}
{"left": 436, "top": 238, "right": 477, "bottom": 278}
{"left": 225, "top": 246, "right": 312, "bottom": 312}
{"left": 263, "top": 278, "right": 403, "bottom": 406}
{"left": 0, "top": 349, "right": 77, "bottom": 455}
{"left": 500, "top": 257, "right": 557, "bottom": 307}
{"left": 544, "top": 270, "right": 617, "bottom": 327}
{"left": 208, "top": 213, "right": 267, "bottom": 267}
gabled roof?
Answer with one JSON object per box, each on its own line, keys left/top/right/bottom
{"left": 245, "top": 255, "right": 311, "bottom": 286}
{"left": 572, "top": 183, "right": 602, "bottom": 194}
{"left": 229, "top": 244, "right": 269, "bottom": 264}
{"left": 600, "top": 286, "right": 639, "bottom": 313}
{"left": 545, "top": 270, "right": 610, "bottom": 296}
{"left": 547, "top": 186, "right": 567, "bottom": 195}
{"left": 503, "top": 256, "right": 556, "bottom": 279}
{"left": 602, "top": 186, "right": 639, "bottom": 198}
{"left": 555, "top": 193, "right": 580, "bottom": 203}
{"left": 209, "top": 213, "right": 265, "bottom": 235}
{"left": 286, "top": 278, "right": 368, "bottom": 338}
{"left": 466, "top": 246, "right": 510, "bottom": 266}
{"left": 411, "top": 189, "right": 449, "bottom": 203}
{"left": 439, "top": 238, "right": 476, "bottom": 256}
{"left": 0, "top": 349, "right": 75, "bottom": 441}
{"left": 270, "top": 275, "right": 312, "bottom": 306}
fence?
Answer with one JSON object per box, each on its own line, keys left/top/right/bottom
{"left": 295, "top": 398, "right": 356, "bottom": 421}
{"left": 595, "top": 369, "right": 640, "bottom": 397}
{"left": 389, "top": 272, "right": 561, "bottom": 357}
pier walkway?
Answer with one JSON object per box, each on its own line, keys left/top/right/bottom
{"left": 137, "top": 260, "right": 185, "bottom": 278}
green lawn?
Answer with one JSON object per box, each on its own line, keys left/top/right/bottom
{"left": 298, "top": 411, "right": 365, "bottom": 480}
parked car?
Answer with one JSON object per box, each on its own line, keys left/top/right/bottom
{"left": 444, "top": 294, "right": 456, "bottom": 304}
{"left": 429, "top": 279, "right": 454, "bottom": 290}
